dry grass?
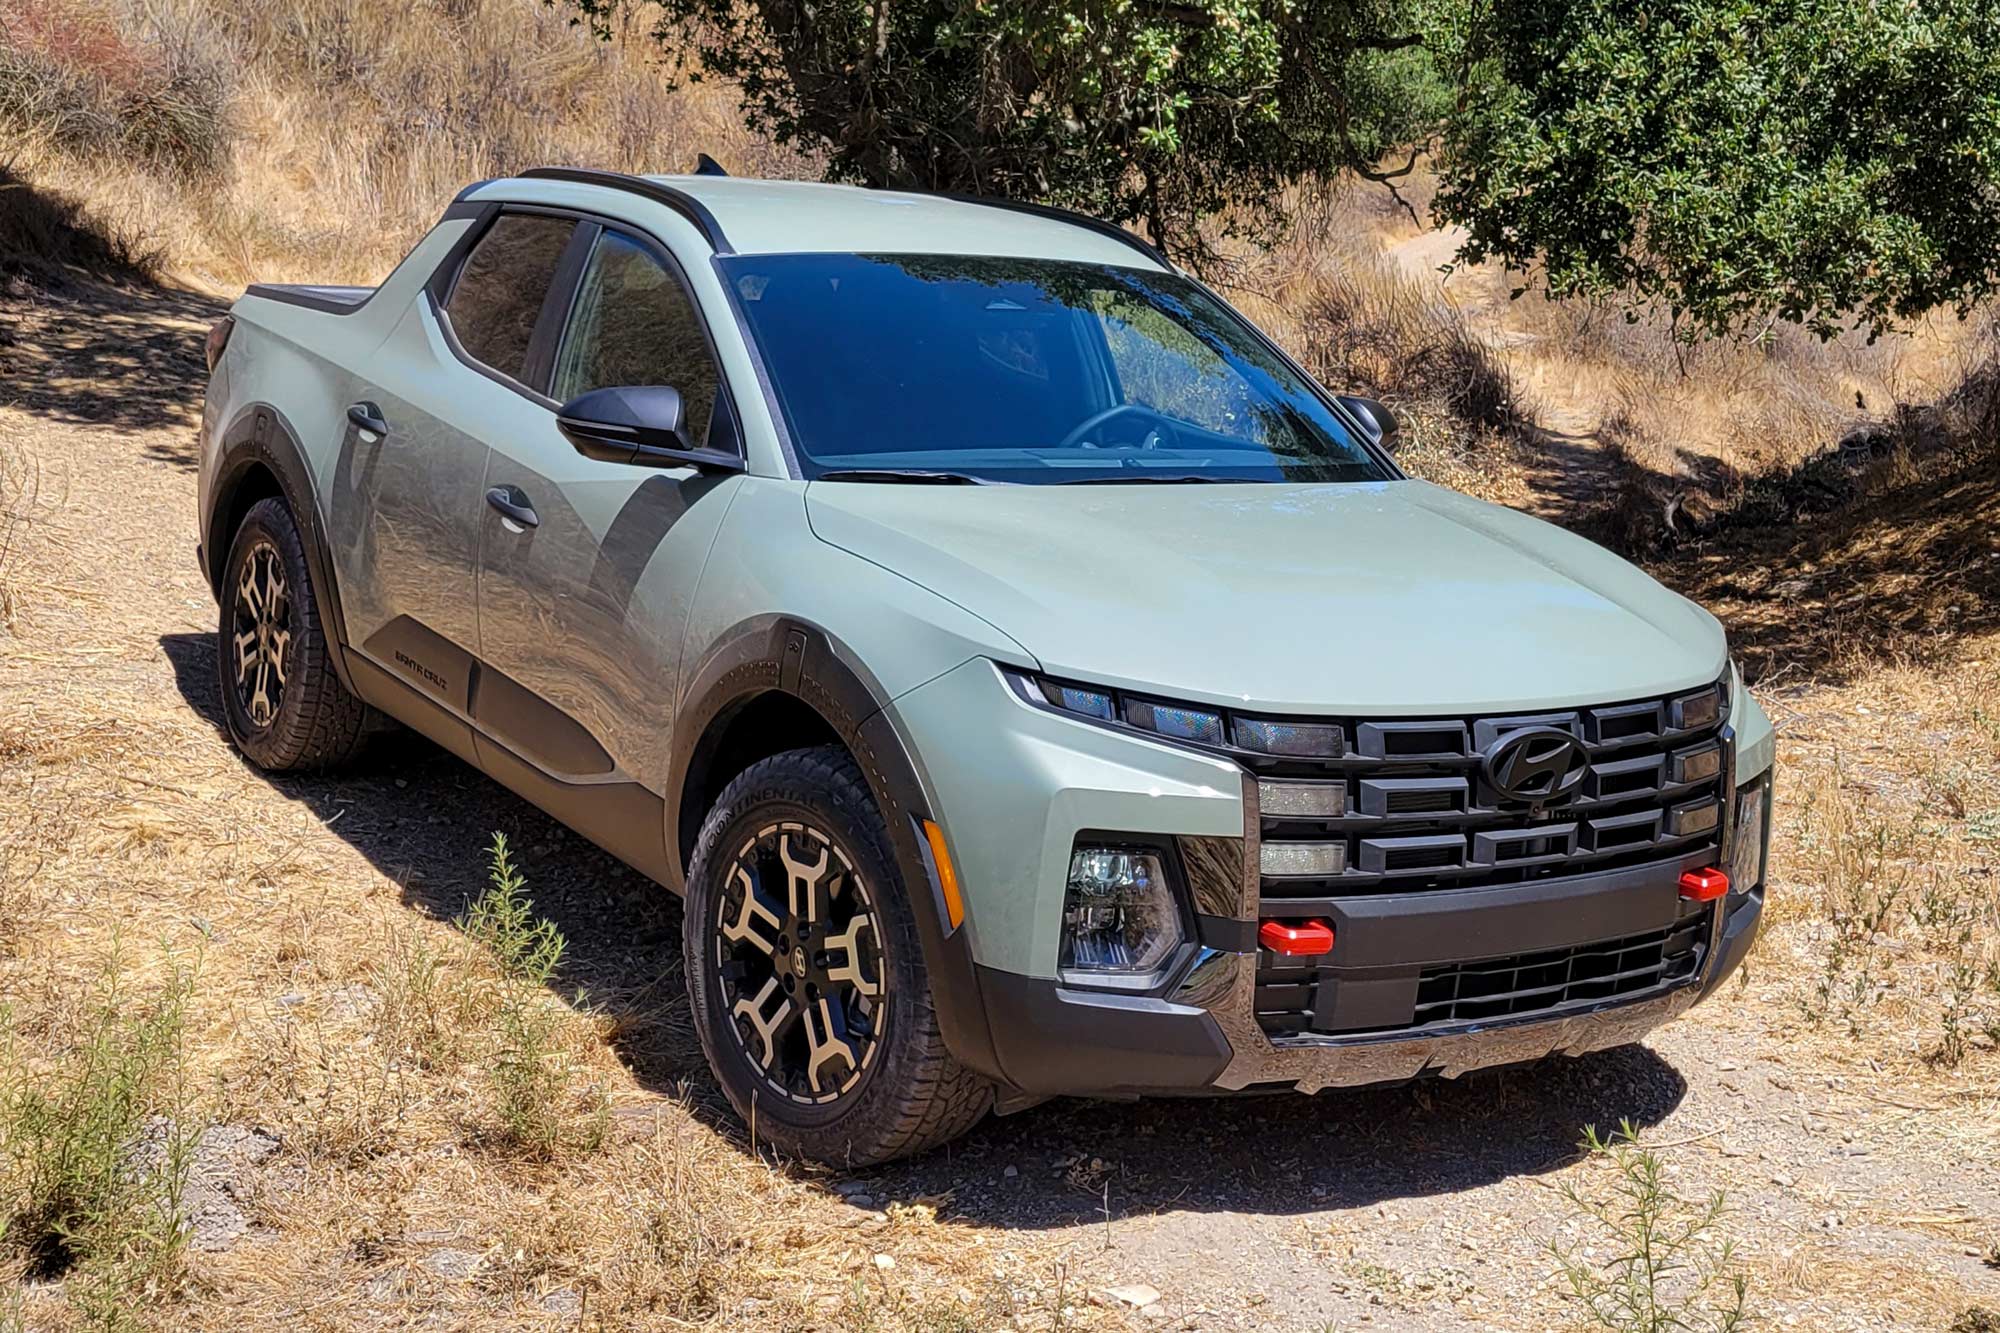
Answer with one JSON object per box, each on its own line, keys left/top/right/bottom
{"left": 2, "top": 0, "right": 806, "bottom": 290}
{"left": 0, "top": 725, "right": 1067, "bottom": 1328}
{"left": 1753, "top": 646, "right": 2000, "bottom": 1074}
{"left": 1219, "top": 173, "right": 1998, "bottom": 562}
{"left": 0, "top": 945, "right": 197, "bottom": 1326}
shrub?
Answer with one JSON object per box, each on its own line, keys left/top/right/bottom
{"left": 1551, "top": 1121, "right": 1750, "bottom": 1333}
{"left": 0, "top": 947, "right": 196, "bottom": 1326}
{"left": 0, "top": 0, "right": 234, "bottom": 180}
{"left": 460, "top": 833, "right": 606, "bottom": 1159}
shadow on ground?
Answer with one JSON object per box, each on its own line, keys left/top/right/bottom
{"left": 164, "top": 626, "right": 1688, "bottom": 1229}
{"left": 1662, "top": 445, "right": 2000, "bottom": 688}
{"left": 1, "top": 171, "right": 223, "bottom": 447}
{"left": 0, "top": 276, "right": 221, "bottom": 447}
{"left": 1481, "top": 406, "right": 2000, "bottom": 689}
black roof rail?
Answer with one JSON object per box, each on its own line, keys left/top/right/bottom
{"left": 516, "top": 166, "right": 734, "bottom": 254}
{"left": 933, "top": 193, "right": 1173, "bottom": 270}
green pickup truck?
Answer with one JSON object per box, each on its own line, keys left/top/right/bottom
{"left": 196, "top": 166, "right": 1775, "bottom": 1165}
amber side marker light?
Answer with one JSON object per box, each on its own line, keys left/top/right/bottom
{"left": 921, "top": 820, "right": 965, "bottom": 929}
{"left": 1678, "top": 867, "right": 1730, "bottom": 902}
{"left": 1259, "top": 919, "right": 1336, "bottom": 956}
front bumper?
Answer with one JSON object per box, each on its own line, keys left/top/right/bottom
{"left": 888, "top": 659, "right": 1774, "bottom": 1102}
{"left": 973, "top": 861, "right": 1764, "bottom": 1099}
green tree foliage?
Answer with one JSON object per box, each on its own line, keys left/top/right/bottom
{"left": 565, "top": 0, "right": 1449, "bottom": 259}
{"left": 1436, "top": 0, "right": 2000, "bottom": 339}
{"left": 568, "top": 0, "right": 2000, "bottom": 338}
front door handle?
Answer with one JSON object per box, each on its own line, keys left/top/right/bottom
{"left": 486, "top": 486, "right": 540, "bottom": 529}
{"left": 347, "top": 402, "right": 389, "bottom": 437}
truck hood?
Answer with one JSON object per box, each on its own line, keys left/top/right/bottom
{"left": 805, "top": 479, "right": 1727, "bottom": 715}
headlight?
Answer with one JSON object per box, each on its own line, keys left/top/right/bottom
{"left": 1006, "top": 669, "right": 1345, "bottom": 754}
{"left": 1729, "top": 776, "right": 1769, "bottom": 894}
{"left": 1009, "top": 669, "right": 1227, "bottom": 745}
{"left": 1060, "top": 847, "right": 1182, "bottom": 979}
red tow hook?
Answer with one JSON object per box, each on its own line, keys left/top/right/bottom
{"left": 1678, "top": 867, "right": 1730, "bottom": 902}
{"left": 1259, "top": 919, "right": 1336, "bottom": 956}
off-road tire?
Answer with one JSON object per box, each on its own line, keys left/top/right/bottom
{"left": 217, "top": 497, "right": 372, "bottom": 771}
{"left": 685, "top": 745, "right": 991, "bottom": 1165}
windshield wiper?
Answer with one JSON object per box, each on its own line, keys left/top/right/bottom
{"left": 1055, "top": 474, "right": 1244, "bottom": 484}
{"left": 815, "top": 469, "right": 989, "bottom": 485}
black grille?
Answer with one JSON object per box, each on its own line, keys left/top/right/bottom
{"left": 1411, "top": 915, "right": 1706, "bottom": 1026}
{"left": 1255, "top": 911, "right": 1710, "bottom": 1040}
{"left": 1252, "top": 684, "right": 1730, "bottom": 899}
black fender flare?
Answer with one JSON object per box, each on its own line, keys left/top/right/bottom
{"left": 668, "top": 617, "right": 1008, "bottom": 1088}
{"left": 204, "top": 403, "right": 358, "bottom": 694}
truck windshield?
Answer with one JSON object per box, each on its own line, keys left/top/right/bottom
{"left": 717, "top": 253, "right": 1392, "bottom": 485}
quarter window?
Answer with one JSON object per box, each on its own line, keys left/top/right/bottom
{"left": 552, "top": 230, "right": 724, "bottom": 450}
{"left": 442, "top": 213, "right": 575, "bottom": 383}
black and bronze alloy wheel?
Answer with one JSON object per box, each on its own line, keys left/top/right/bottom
{"left": 229, "top": 538, "right": 291, "bottom": 728}
{"left": 685, "top": 745, "right": 991, "bottom": 1165}
{"left": 714, "top": 820, "right": 886, "bottom": 1105}
{"left": 216, "top": 497, "right": 373, "bottom": 771}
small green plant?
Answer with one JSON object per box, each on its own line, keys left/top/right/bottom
{"left": 371, "top": 926, "right": 473, "bottom": 1072}
{"left": 0, "top": 945, "right": 196, "bottom": 1329}
{"left": 1931, "top": 959, "right": 1981, "bottom": 1068}
{"left": 460, "top": 833, "right": 605, "bottom": 1159}
{"left": 1794, "top": 763, "right": 1937, "bottom": 1031}
{"left": 1551, "top": 1121, "right": 1750, "bottom": 1333}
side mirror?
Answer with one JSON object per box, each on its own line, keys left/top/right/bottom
{"left": 556, "top": 385, "right": 745, "bottom": 473}
{"left": 1336, "top": 395, "right": 1400, "bottom": 454}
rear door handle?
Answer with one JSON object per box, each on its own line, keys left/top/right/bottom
{"left": 486, "top": 486, "right": 539, "bottom": 529}
{"left": 347, "top": 402, "right": 389, "bottom": 437}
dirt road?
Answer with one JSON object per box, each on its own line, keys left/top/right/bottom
{"left": 2, "top": 276, "right": 1995, "bottom": 1330}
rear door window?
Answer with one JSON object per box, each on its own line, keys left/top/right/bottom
{"left": 550, "top": 229, "right": 725, "bottom": 449}
{"left": 442, "top": 213, "right": 575, "bottom": 383}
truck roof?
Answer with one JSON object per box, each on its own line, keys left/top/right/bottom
{"left": 462, "top": 171, "right": 1170, "bottom": 270}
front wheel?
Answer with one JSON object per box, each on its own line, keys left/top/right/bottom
{"left": 683, "top": 746, "right": 991, "bottom": 1165}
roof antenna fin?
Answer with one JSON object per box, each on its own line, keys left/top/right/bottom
{"left": 694, "top": 154, "right": 729, "bottom": 177}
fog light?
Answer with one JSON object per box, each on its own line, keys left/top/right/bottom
{"left": 1730, "top": 780, "right": 1768, "bottom": 893}
{"left": 1061, "top": 848, "right": 1181, "bottom": 975}
{"left": 1259, "top": 780, "right": 1347, "bottom": 818}
{"left": 1259, "top": 841, "right": 1347, "bottom": 877}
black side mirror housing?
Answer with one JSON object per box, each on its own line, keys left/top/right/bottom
{"left": 556, "top": 385, "right": 745, "bottom": 473}
{"left": 1336, "top": 395, "right": 1401, "bottom": 454}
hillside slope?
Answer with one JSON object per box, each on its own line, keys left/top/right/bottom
{"left": 2, "top": 0, "right": 798, "bottom": 290}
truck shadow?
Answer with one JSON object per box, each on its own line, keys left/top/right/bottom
{"left": 163, "top": 628, "right": 1688, "bottom": 1227}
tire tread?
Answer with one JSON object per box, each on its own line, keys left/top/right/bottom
{"left": 686, "top": 745, "right": 990, "bottom": 1164}
{"left": 219, "top": 497, "right": 372, "bottom": 771}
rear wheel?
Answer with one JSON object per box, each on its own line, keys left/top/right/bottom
{"left": 216, "top": 497, "right": 372, "bottom": 771}
{"left": 684, "top": 746, "right": 990, "bottom": 1165}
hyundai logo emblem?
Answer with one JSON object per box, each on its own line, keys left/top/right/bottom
{"left": 1482, "top": 726, "right": 1589, "bottom": 805}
